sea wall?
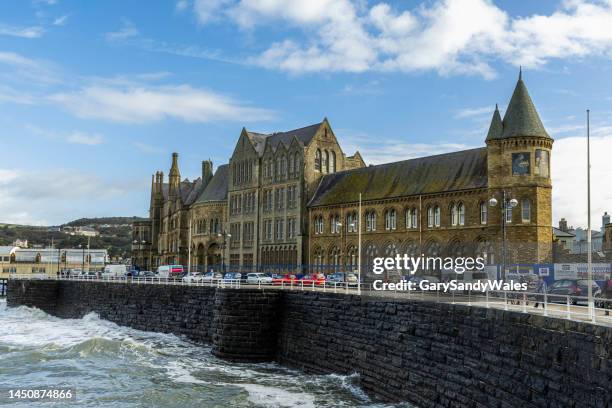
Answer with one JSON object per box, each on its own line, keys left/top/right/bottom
{"left": 7, "top": 280, "right": 612, "bottom": 408}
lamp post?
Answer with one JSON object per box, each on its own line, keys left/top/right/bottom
{"left": 217, "top": 231, "right": 231, "bottom": 274}
{"left": 586, "top": 109, "right": 594, "bottom": 322}
{"left": 488, "top": 191, "right": 518, "bottom": 279}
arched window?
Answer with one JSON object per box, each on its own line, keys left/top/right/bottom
{"left": 323, "top": 150, "right": 329, "bottom": 173}
{"left": 434, "top": 206, "right": 440, "bottom": 227}
{"left": 451, "top": 203, "right": 458, "bottom": 226}
{"left": 330, "top": 151, "right": 336, "bottom": 173}
{"left": 294, "top": 152, "right": 300, "bottom": 177}
{"left": 366, "top": 211, "right": 377, "bottom": 231}
{"left": 331, "top": 214, "right": 340, "bottom": 234}
{"left": 385, "top": 209, "right": 396, "bottom": 230}
{"left": 347, "top": 212, "right": 358, "bottom": 233}
{"left": 480, "top": 202, "right": 488, "bottom": 225}
{"left": 275, "top": 158, "right": 281, "bottom": 181}
{"left": 522, "top": 199, "right": 531, "bottom": 223}
{"left": 288, "top": 154, "right": 294, "bottom": 177}
{"left": 458, "top": 203, "right": 465, "bottom": 226}
{"left": 281, "top": 156, "right": 287, "bottom": 179}
{"left": 427, "top": 206, "right": 434, "bottom": 228}
{"left": 411, "top": 208, "right": 418, "bottom": 229}
{"left": 315, "top": 149, "right": 321, "bottom": 171}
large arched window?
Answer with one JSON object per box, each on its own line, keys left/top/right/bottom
{"left": 522, "top": 199, "right": 531, "bottom": 223}
{"left": 346, "top": 212, "right": 358, "bottom": 232}
{"left": 434, "top": 206, "right": 441, "bottom": 227}
{"left": 288, "top": 154, "right": 294, "bottom": 177}
{"left": 330, "top": 214, "right": 340, "bottom": 234}
{"left": 366, "top": 211, "right": 377, "bottom": 231}
{"left": 451, "top": 203, "right": 458, "bottom": 226}
{"left": 458, "top": 203, "right": 465, "bottom": 226}
{"left": 385, "top": 209, "right": 396, "bottom": 230}
{"left": 281, "top": 155, "right": 287, "bottom": 179}
{"left": 480, "top": 202, "right": 488, "bottom": 225}
{"left": 427, "top": 206, "right": 434, "bottom": 228}
{"left": 293, "top": 152, "right": 300, "bottom": 177}
{"left": 323, "top": 150, "right": 329, "bottom": 173}
{"left": 330, "top": 151, "right": 336, "bottom": 173}
{"left": 315, "top": 149, "right": 322, "bottom": 171}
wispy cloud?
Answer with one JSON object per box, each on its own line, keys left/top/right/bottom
{"left": 49, "top": 83, "right": 276, "bottom": 123}
{"left": 66, "top": 131, "right": 105, "bottom": 145}
{"left": 53, "top": 15, "right": 69, "bottom": 26}
{"left": 133, "top": 141, "right": 163, "bottom": 155}
{"left": 454, "top": 106, "right": 495, "bottom": 119}
{"left": 105, "top": 20, "right": 139, "bottom": 41}
{"left": 0, "top": 24, "right": 44, "bottom": 38}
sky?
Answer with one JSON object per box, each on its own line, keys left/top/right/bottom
{"left": 1, "top": 0, "right": 612, "bottom": 230}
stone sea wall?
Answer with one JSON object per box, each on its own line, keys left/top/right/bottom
{"left": 7, "top": 280, "right": 612, "bottom": 408}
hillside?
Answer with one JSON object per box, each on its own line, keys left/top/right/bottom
{"left": 0, "top": 217, "right": 146, "bottom": 259}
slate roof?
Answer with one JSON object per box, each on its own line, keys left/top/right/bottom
{"left": 309, "top": 148, "right": 488, "bottom": 207}
{"left": 486, "top": 104, "right": 503, "bottom": 141}
{"left": 246, "top": 122, "right": 322, "bottom": 155}
{"left": 0, "top": 246, "right": 17, "bottom": 257}
{"left": 196, "top": 164, "right": 229, "bottom": 203}
{"left": 497, "top": 72, "right": 551, "bottom": 140}
{"left": 179, "top": 178, "right": 203, "bottom": 205}
{"left": 553, "top": 227, "right": 575, "bottom": 238}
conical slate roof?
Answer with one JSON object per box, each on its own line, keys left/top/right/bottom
{"left": 485, "top": 104, "right": 503, "bottom": 141}
{"left": 501, "top": 72, "right": 550, "bottom": 139}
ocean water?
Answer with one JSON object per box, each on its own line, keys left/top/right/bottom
{"left": 0, "top": 299, "right": 412, "bottom": 408}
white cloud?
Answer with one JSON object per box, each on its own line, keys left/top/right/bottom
{"left": 188, "top": 0, "right": 612, "bottom": 77}
{"left": 48, "top": 83, "right": 276, "bottom": 123}
{"left": 0, "top": 168, "right": 141, "bottom": 225}
{"left": 0, "top": 51, "right": 60, "bottom": 84}
{"left": 454, "top": 106, "right": 495, "bottom": 119}
{"left": 105, "top": 21, "right": 139, "bottom": 41}
{"left": 552, "top": 135, "right": 612, "bottom": 229}
{"left": 176, "top": 0, "right": 190, "bottom": 12}
{"left": 53, "top": 15, "right": 69, "bottom": 26}
{"left": 66, "top": 131, "right": 104, "bottom": 145}
{"left": 0, "top": 24, "right": 44, "bottom": 38}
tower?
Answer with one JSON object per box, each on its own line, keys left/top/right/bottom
{"left": 485, "top": 71, "right": 554, "bottom": 264}
{"left": 169, "top": 152, "right": 181, "bottom": 198}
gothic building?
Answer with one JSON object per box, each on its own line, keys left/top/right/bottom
{"left": 133, "top": 73, "right": 553, "bottom": 276}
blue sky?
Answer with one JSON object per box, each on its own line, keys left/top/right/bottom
{"left": 1, "top": 0, "right": 612, "bottom": 228}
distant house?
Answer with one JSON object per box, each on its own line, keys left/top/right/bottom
{"left": 71, "top": 226, "right": 100, "bottom": 237}
{"left": 12, "top": 239, "right": 28, "bottom": 248}
{"left": 552, "top": 227, "right": 575, "bottom": 251}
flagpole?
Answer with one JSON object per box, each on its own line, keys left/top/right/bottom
{"left": 188, "top": 217, "right": 192, "bottom": 274}
{"left": 586, "top": 110, "right": 594, "bottom": 321}
{"left": 358, "top": 193, "right": 362, "bottom": 295}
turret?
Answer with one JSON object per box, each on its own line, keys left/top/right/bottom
{"left": 202, "top": 159, "right": 213, "bottom": 189}
{"left": 169, "top": 153, "right": 181, "bottom": 197}
{"left": 485, "top": 70, "right": 554, "bottom": 264}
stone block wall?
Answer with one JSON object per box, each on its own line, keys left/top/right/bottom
{"left": 7, "top": 280, "right": 612, "bottom": 407}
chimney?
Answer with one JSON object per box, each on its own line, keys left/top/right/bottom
{"left": 559, "top": 218, "right": 568, "bottom": 232}
{"left": 603, "top": 212, "right": 610, "bottom": 231}
{"left": 202, "top": 160, "right": 213, "bottom": 188}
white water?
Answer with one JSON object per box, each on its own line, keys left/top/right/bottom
{"left": 0, "top": 300, "right": 413, "bottom": 407}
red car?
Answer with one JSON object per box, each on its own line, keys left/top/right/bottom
{"left": 300, "top": 273, "right": 326, "bottom": 286}
{"left": 272, "top": 274, "right": 300, "bottom": 286}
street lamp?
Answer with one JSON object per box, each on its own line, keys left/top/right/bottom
{"left": 217, "top": 231, "right": 231, "bottom": 273}
{"left": 489, "top": 191, "right": 518, "bottom": 279}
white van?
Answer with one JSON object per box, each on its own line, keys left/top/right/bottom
{"left": 102, "top": 264, "right": 128, "bottom": 278}
{"left": 157, "top": 265, "right": 183, "bottom": 278}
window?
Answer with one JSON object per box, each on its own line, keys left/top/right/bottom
{"left": 315, "top": 149, "right": 322, "bottom": 171}
{"left": 505, "top": 205, "right": 513, "bottom": 223}
{"left": 434, "top": 206, "right": 440, "bottom": 227}
{"left": 314, "top": 216, "right": 324, "bottom": 234}
{"left": 275, "top": 219, "right": 284, "bottom": 240}
{"left": 480, "top": 202, "right": 488, "bottom": 225}
{"left": 385, "top": 209, "right": 396, "bottom": 230}
{"left": 287, "top": 218, "right": 297, "bottom": 238}
{"left": 288, "top": 154, "right": 294, "bottom": 177}
{"left": 406, "top": 208, "right": 417, "bottom": 229}
{"left": 330, "top": 151, "right": 336, "bottom": 173}
{"left": 322, "top": 150, "right": 329, "bottom": 173}
{"left": 264, "top": 220, "right": 273, "bottom": 241}
{"left": 458, "top": 203, "right": 465, "bottom": 226}
{"left": 411, "top": 208, "right": 418, "bottom": 229}
{"left": 522, "top": 199, "right": 531, "bottom": 223}
{"left": 281, "top": 156, "right": 287, "bottom": 179}
{"left": 347, "top": 212, "right": 358, "bottom": 232}
{"left": 293, "top": 152, "right": 300, "bottom": 177}
{"left": 366, "top": 211, "right": 377, "bottom": 231}
{"left": 330, "top": 215, "right": 340, "bottom": 234}
{"left": 451, "top": 204, "right": 458, "bottom": 226}
{"left": 427, "top": 207, "right": 434, "bottom": 228}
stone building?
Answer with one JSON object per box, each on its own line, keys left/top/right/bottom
{"left": 308, "top": 72, "right": 553, "bottom": 279}
{"left": 133, "top": 73, "right": 553, "bottom": 277}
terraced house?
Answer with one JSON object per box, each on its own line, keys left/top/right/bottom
{"left": 133, "top": 73, "right": 553, "bottom": 277}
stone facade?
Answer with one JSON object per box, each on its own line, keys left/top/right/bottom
{"left": 133, "top": 74, "right": 553, "bottom": 275}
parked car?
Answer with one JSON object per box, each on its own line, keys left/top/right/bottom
{"left": 182, "top": 272, "right": 203, "bottom": 283}
{"left": 345, "top": 273, "right": 359, "bottom": 287}
{"left": 201, "top": 272, "right": 224, "bottom": 282}
{"left": 223, "top": 272, "right": 242, "bottom": 282}
{"left": 140, "top": 271, "right": 156, "bottom": 278}
{"left": 272, "top": 274, "right": 300, "bottom": 285}
{"left": 547, "top": 279, "right": 602, "bottom": 305}
{"left": 595, "top": 279, "right": 612, "bottom": 310}
{"left": 326, "top": 272, "right": 345, "bottom": 283}
{"left": 246, "top": 272, "right": 273, "bottom": 284}
{"left": 301, "top": 273, "right": 326, "bottom": 286}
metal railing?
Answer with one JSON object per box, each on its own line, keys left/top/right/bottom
{"left": 7, "top": 274, "right": 612, "bottom": 326}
